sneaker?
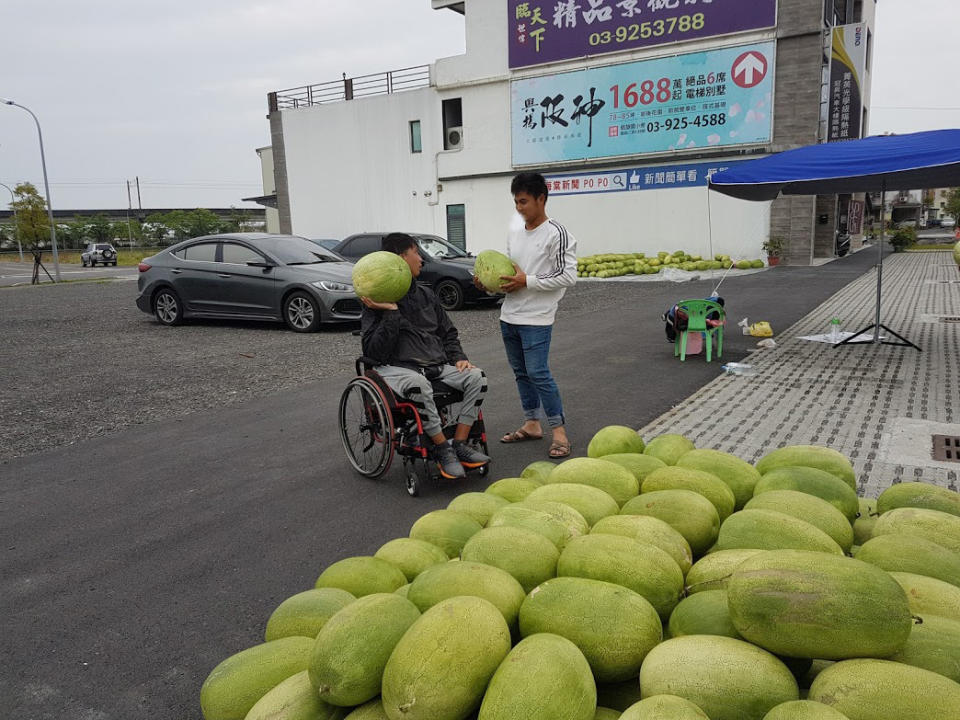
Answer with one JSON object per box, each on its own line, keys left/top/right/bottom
{"left": 431, "top": 442, "right": 466, "bottom": 479}
{"left": 453, "top": 440, "right": 491, "bottom": 469}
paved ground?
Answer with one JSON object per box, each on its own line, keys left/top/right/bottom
{"left": 5, "top": 243, "right": 947, "bottom": 720}
{"left": 640, "top": 249, "right": 960, "bottom": 497}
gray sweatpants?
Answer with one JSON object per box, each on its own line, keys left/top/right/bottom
{"left": 376, "top": 364, "right": 486, "bottom": 437}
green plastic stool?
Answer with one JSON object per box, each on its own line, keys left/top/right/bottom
{"left": 675, "top": 299, "right": 725, "bottom": 362}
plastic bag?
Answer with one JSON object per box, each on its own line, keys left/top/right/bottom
{"left": 749, "top": 321, "right": 773, "bottom": 337}
{"left": 738, "top": 317, "right": 751, "bottom": 335}
{"left": 662, "top": 266, "right": 696, "bottom": 282}
{"left": 756, "top": 338, "right": 777, "bottom": 349}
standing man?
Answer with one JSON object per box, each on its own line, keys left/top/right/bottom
{"left": 361, "top": 233, "right": 490, "bottom": 480}
{"left": 496, "top": 172, "right": 577, "bottom": 458}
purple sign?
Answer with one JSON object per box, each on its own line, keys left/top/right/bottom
{"left": 509, "top": 0, "right": 778, "bottom": 69}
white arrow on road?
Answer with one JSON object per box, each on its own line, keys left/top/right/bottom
{"left": 734, "top": 53, "right": 766, "bottom": 86}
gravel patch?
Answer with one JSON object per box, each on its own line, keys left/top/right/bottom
{"left": 0, "top": 279, "right": 648, "bottom": 461}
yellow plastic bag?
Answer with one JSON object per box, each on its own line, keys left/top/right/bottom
{"left": 749, "top": 321, "right": 773, "bottom": 337}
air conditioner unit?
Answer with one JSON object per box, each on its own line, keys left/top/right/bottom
{"left": 445, "top": 126, "right": 464, "bottom": 150}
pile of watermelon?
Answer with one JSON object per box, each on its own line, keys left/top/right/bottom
{"left": 578, "top": 252, "right": 765, "bottom": 278}
{"left": 200, "top": 426, "right": 960, "bottom": 720}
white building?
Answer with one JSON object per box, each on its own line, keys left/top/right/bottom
{"left": 256, "top": 0, "right": 877, "bottom": 264}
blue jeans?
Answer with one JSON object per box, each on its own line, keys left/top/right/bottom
{"left": 500, "top": 321, "right": 565, "bottom": 428}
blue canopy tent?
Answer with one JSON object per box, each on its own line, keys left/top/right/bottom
{"left": 708, "top": 129, "right": 960, "bottom": 351}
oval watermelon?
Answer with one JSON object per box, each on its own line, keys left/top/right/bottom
{"left": 755, "top": 446, "right": 856, "bottom": 490}
{"left": 381, "top": 596, "right": 511, "bottom": 720}
{"left": 727, "top": 550, "right": 912, "bottom": 659}
{"left": 264, "top": 588, "right": 356, "bottom": 642}
{"left": 677, "top": 449, "right": 761, "bottom": 510}
{"left": 314, "top": 556, "right": 407, "bottom": 597}
{"left": 808, "top": 658, "right": 960, "bottom": 720}
{"left": 877, "top": 481, "right": 960, "bottom": 518}
{"left": 621, "top": 489, "right": 720, "bottom": 556}
{"left": 638, "top": 635, "right": 799, "bottom": 720}
{"left": 557, "top": 534, "right": 684, "bottom": 619}
{"left": 478, "top": 633, "right": 597, "bottom": 720}
{"left": 519, "top": 576, "right": 662, "bottom": 683}
{"left": 308, "top": 593, "right": 421, "bottom": 706}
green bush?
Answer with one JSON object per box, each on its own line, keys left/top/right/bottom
{"left": 890, "top": 227, "right": 916, "bottom": 253}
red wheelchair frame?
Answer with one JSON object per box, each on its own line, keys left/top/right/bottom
{"left": 338, "top": 357, "right": 489, "bottom": 496}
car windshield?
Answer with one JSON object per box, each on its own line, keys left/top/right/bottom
{"left": 96, "top": 244, "right": 112, "bottom": 251}
{"left": 255, "top": 236, "right": 344, "bottom": 265}
{"left": 415, "top": 235, "right": 467, "bottom": 260}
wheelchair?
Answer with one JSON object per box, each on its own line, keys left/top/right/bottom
{"left": 338, "top": 357, "right": 489, "bottom": 496}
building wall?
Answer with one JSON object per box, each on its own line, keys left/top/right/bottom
{"left": 269, "top": 0, "right": 875, "bottom": 262}
{"left": 255, "top": 146, "right": 280, "bottom": 234}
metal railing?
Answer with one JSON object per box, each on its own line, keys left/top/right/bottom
{"left": 269, "top": 65, "right": 432, "bottom": 112}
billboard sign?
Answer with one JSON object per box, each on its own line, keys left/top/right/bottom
{"left": 511, "top": 42, "right": 774, "bottom": 166}
{"left": 544, "top": 159, "right": 746, "bottom": 196}
{"left": 828, "top": 22, "right": 868, "bottom": 142}
{"left": 509, "top": 0, "right": 778, "bottom": 69}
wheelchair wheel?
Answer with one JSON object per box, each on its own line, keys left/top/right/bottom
{"left": 403, "top": 456, "right": 430, "bottom": 497}
{"left": 339, "top": 377, "right": 395, "bottom": 478}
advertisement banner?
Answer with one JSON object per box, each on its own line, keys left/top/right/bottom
{"left": 545, "top": 159, "right": 745, "bottom": 196}
{"left": 509, "top": 0, "right": 778, "bottom": 69}
{"left": 828, "top": 22, "right": 867, "bottom": 142}
{"left": 511, "top": 42, "right": 774, "bottom": 166}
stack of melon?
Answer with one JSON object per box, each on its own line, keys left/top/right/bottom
{"left": 200, "top": 426, "right": 960, "bottom": 720}
{"left": 577, "top": 252, "right": 766, "bottom": 278}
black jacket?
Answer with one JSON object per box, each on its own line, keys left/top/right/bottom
{"left": 361, "top": 283, "right": 468, "bottom": 368}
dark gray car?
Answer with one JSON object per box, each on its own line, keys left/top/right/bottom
{"left": 135, "top": 233, "right": 360, "bottom": 332}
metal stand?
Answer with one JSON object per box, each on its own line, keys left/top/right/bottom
{"left": 31, "top": 248, "right": 54, "bottom": 285}
{"left": 836, "top": 179, "right": 921, "bottom": 351}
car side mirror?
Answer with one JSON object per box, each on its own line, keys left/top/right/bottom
{"left": 247, "top": 261, "right": 274, "bottom": 268}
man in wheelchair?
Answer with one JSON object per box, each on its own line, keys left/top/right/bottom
{"left": 359, "top": 233, "right": 490, "bottom": 480}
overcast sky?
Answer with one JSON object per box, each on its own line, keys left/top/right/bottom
{"left": 1, "top": 1, "right": 957, "bottom": 211}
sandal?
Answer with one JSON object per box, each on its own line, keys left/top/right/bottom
{"left": 548, "top": 441, "right": 572, "bottom": 459}
{"left": 500, "top": 428, "right": 544, "bottom": 443}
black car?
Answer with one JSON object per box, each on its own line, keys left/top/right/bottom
{"left": 334, "top": 232, "right": 500, "bottom": 311}
{"left": 135, "top": 233, "right": 361, "bottom": 332}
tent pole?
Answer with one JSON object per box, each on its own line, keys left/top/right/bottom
{"left": 874, "top": 179, "right": 884, "bottom": 343}
{"left": 837, "top": 177, "right": 921, "bottom": 351}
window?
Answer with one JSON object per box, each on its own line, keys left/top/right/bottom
{"left": 442, "top": 98, "right": 463, "bottom": 150}
{"left": 340, "top": 235, "right": 382, "bottom": 258}
{"left": 182, "top": 242, "right": 218, "bottom": 262}
{"left": 446, "top": 205, "right": 466, "bottom": 251}
{"left": 409, "top": 120, "right": 422, "bottom": 153}
{"left": 221, "top": 242, "right": 265, "bottom": 265}
{"left": 865, "top": 29, "right": 873, "bottom": 71}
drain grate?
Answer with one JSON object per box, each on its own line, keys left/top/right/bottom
{"left": 942, "top": 317, "right": 960, "bottom": 324}
{"left": 932, "top": 435, "right": 960, "bottom": 463}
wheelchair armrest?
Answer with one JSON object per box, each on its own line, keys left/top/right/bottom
{"left": 355, "top": 356, "right": 382, "bottom": 375}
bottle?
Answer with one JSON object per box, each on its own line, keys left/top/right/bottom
{"left": 721, "top": 362, "right": 756, "bottom": 376}
{"left": 828, "top": 317, "right": 842, "bottom": 343}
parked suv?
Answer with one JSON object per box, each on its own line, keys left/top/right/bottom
{"left": 334, "top": 232, "right": 500, "bottom": 311}
{"left": 82, "top": 243, "right": 118, "bottom": 267}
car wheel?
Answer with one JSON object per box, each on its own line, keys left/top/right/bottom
{"left": 435, "top": 279, "right": 465, "bottom": 311}
{"left": 284, "top": 291, "right": 320, "bottom": 332}
{"left": 91, "top": 260, "right": 97, "bottom": 267}
{"left": 81, "top": 258, "right": 87, "bottom": 267}
{"left": 112, "top": 261, "right": 118, "bottom": 266}
{"left": 153, "top": 288, "right": 183, "bottom": 326}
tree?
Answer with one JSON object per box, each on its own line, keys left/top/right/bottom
{"left": 221, "top": 206, "right": 253, "bottom": 233}
{"left": 10, "top": 182, "right": 49, "bottom": 248}
{"left": 88, "top": 214, "right": 113, "bottom": 243}
{"left": 946, "top": 187, "right": 960, "bottom": 222}
{"left": 58, "top": 216, "right": 92, "bottom": 249}
{"left": 158, "top": 208, "right": 222, "bottom": 240}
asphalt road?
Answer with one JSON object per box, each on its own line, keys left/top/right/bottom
{"left": 0, "top": 260, "right": 138, "bottom": 287}
{"left": 0, "top": 245, "right": 885, "bottom": 719}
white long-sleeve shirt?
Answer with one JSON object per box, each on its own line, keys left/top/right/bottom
{"left": 500, "top": 217, "right": 577, "bottom": 326}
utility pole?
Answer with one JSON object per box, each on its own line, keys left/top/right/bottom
{"left": 135, "top": 176, "right": 142, "bottom": 220}
{"left": 126, "top": 180, "right": 134, "bottom": 247}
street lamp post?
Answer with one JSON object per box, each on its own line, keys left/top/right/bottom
{"left": 0, "top": 181, "right": 23, "bottom": 261}
{"left": 1, "top": 98, "right": 61, "bottom": 281}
